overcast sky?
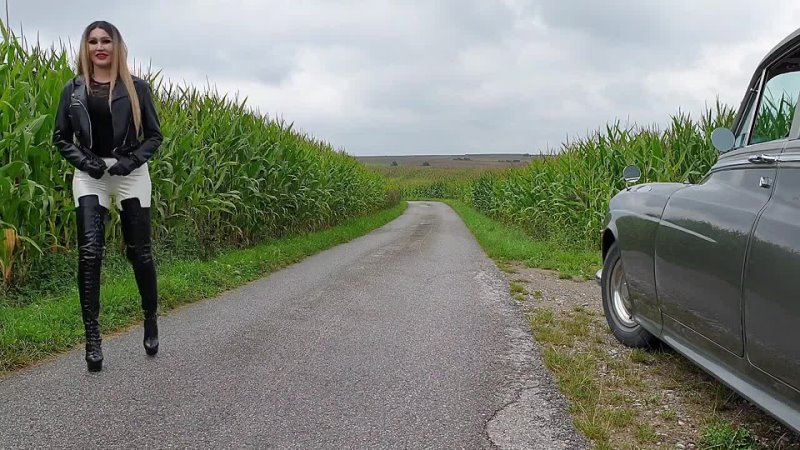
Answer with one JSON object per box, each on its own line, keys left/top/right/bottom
{"left": 8, "top": 1, "right": 800, "bottom": 156}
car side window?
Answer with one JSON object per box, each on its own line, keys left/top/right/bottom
{"left": 750, "top": 65, "right": 800, "bottom": 145}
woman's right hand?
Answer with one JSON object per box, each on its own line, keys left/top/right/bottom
{"left": 81, "top": 158, "right": 107, "bottom": 180}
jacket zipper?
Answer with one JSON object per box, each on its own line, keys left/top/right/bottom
{"left": 73, "top": 96, "right": 94, "bottom": 150}
{"left": 110, "top": 92, "right": 128, "bottom": 158}
{"left": 112, "top": 128, "right": 129, "bottom": 158}
{"left": 75, "top": 83, "right": 132, "bottom": 158}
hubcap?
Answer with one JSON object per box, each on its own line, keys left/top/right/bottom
{"left": 610, "top": 258, "right": 636, "bottom": 328}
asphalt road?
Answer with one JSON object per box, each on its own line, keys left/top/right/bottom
{"left": 0, "top": 201, "right": 586, "bottom": 449}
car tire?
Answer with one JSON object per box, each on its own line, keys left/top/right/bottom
{"left": 601, "top": 242, "right": 658, "bottom": 348}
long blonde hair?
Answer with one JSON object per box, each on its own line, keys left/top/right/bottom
{"left": 77, "top": 21, "right": 142, "bottom": 135}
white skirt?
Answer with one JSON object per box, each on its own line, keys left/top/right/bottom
{"left": 72, "top": 158, "right": 152, "bottom": 209}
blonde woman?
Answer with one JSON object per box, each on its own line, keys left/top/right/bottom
{"left": 53, "top": 21, "right": 163, "bottom": 372}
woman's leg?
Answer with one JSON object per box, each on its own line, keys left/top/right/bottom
{"left": 116, "top": 163, "right": 158, "bottom": 355}
{"left": 73, "top": 169, "right": 111, "bottom": 371}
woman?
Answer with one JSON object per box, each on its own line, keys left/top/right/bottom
{"left": 53, "top": 21, "right": 163, "bottom": 372}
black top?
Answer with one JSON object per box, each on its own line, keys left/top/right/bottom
{"left": 87, "top": 79, "right": 114, "bottom": 158}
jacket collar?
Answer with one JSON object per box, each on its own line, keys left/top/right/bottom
{"left": 111, "top": 81, "right": 129, "bottom": 102}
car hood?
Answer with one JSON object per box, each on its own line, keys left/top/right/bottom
{"left": 621, "top": 182, "right": 688, "bottom": 195}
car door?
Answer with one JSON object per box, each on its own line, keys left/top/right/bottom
{"left": 653, "top": 62, "right": 799, "bottom": 357}
{"left": 742, "top": 70, "right": 800, "bottom": 391}
{"left": 653, "top": 143, "right": 779, "bottom": 357}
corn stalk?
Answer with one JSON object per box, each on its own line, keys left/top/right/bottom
{"left": 0, "top": 20, "right": 387, "bottom": 290}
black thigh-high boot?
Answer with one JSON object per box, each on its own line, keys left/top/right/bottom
{"left": 76, "top": 195, "right": 108, "bottom": 372}
{"left": 120, "top": 198, "right": 159, "bottom": 356}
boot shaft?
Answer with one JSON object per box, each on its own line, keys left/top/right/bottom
{"left": 120, "top": 198, "right": 158, "bottom": 315}
{"left": 76, "top": 195, "right": 108, "bottom": 332}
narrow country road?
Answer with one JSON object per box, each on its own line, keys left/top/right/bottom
{"left": 0, "top": 202, "right": 586, "bottom": 449}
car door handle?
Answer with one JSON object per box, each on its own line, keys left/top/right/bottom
{"left": 748, "top": 154, "right": 778, "bottom": 164}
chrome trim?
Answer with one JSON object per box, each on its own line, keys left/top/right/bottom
{"left": 657, "top": 219, "right": 718, "bottom": 244}
{"left": 776, "top": 153, "right": 800, "bottom": 163}
{"left": 748, "top": 154, "right": 778, "bottom": 164}
{"left": 610, "top": 258, "right": 636, "bottom": 328}
{"left": 744, "top": 68, "right": 768, "bottom": 145}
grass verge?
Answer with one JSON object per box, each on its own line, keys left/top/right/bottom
{"left": 442, "top": 199, "right": 601, "bottom": 279}
{"left": 527, "top": 298, "right": 774, "bottom": 450}
{"left": 0, "top": 202, "right": 407, "bottom": 375}
{"left": 445, "top": 200, "right": 798, "bottom": 450}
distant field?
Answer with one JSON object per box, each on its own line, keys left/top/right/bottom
{"left": 356, "top": 154, "right": 538, "bottom": 168}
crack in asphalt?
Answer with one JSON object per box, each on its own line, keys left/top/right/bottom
{"left": 473, "top": 267, "right": 589, "bottom": 450}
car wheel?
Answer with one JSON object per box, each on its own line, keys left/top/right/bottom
{"left": 601, "top": 242, "right": 658, "bottom": 348}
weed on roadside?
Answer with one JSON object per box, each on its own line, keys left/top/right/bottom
{"left": 509, "top": 265, "right": 799, "bottom": 450}
{"left": 700, "top": 421, "right": 761, "bottom": 450}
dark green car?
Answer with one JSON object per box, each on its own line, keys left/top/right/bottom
{"left": 600, "top": 27, "right": 800, "bottom": 433}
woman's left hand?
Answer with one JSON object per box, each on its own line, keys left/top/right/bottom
{"left": 108, "top": 156, "right": 139, "bottom": 176}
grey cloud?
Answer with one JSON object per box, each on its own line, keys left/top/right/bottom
{"left": 7, "top": 0, "right": 800, "bottom": 155}
{"left": 532, "top": 0, "right": 780, "bottom": 45}
{"left": 524, "top": 0, "right": 796, "bottom": 72}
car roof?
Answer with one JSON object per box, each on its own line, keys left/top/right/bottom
{"left": 757, "top": 27, "right": 800, "bottom": 69}
{"left": 730, "top": 27, "right": 800, "bottom": 134}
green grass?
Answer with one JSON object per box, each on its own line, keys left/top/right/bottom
{"left": 636, "top": 423, "right": 658, "bottom": 444}
{"left": 660, "top": 410, "right": 678, "bottom": 422}
{"left": 372, "top": 166, "right": 496, "bottom": 200}
{"left": 700, "top": 421, "right": 761, "bottom": 450}
{"left": 509, "top": 282, "right": 528, "bottom": 294}
{"left": 442, "top": 199, "right": 600, "bottom": 279}
{"left": 0, "top": 202, "right": 407, "bottom": 374}
{"left": 509, "top": 281, "right": 528, "bottom": 301}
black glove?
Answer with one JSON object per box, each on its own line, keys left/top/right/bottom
{"left": 81, "top": 158, "right": 107, "bottom": 180}
{"left": 108, "top": 156, "right": 139, "bottom": 176}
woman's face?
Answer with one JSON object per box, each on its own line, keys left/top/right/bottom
{"left": 87, "top": 27, "right": 113, "bottom": 70}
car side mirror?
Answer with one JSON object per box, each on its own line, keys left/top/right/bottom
{"left": 623, "top": 165, "right": 641, "bottom": 185}
{"left": 711, "top": 127, "right": 735, "bottom": 153}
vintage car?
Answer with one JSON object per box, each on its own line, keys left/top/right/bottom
{"left": 600, "top": 27, "right": 800, "bottom": 433}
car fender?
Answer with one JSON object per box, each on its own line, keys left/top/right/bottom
{"left": 603, "top": 182, "right": 688, "bottom": 334}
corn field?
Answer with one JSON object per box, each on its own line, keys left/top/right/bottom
{"left": 0, "top": 22, "right": 389, "bottom": 290}
{"left": 372, "top": 166, "right": 498, "bottom": 199}
{"left": 467, "top": 105, "right": 735, "bottom": 248}
{"left": 392, "top": 104, "right": 738, "bottom": 250}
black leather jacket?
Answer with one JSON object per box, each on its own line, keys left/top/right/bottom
{"left": 53, "top": 75, "right": 162, "bottom": 169}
